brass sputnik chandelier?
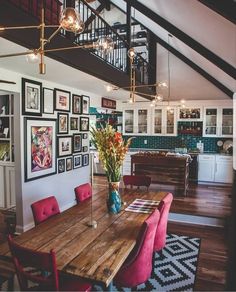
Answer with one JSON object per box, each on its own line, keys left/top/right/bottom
{"left": 0, "top": 6, "right": 114, "bottom": 74}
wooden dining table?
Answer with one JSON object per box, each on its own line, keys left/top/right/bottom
{"left": 0, "top": 188, "right": 167, "bottom": 289}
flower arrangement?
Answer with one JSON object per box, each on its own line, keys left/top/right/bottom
{"left": 90, "top": 125, "right": 132, "bottom": 182}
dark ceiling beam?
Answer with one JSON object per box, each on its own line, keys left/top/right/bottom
{"left": 124, "top": 0, "right": 236, "bottom": 80}
{"left": 155, "top": 35, "right": 233, "bottom": 99}
{"left": 198, "top": 0, "right": 236, "bottom": 24}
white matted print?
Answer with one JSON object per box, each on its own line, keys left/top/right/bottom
{"left": 43, "top": 88, "right": 54, "bottom": 114}
{"left": 22, "top": 78, "right": 42, "bottom": 116}
{"left": 54, "top": 88, "right": 71, "bottom": 112}
{"left": 57, "top": 136, "right": 72, "bottom": 157}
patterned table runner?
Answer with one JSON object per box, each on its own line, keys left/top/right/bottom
{"left": 125, "top": 198, "right": 160, "bottom": 213}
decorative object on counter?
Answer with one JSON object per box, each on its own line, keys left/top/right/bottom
{"left": 223, "top": 140, "right": 233, "bottom": 154}
{"left": 90, "top": 125, "right": 132, "bottom": 213}
{"left": 196, "top": 141, "right": 204, "bottom": 153}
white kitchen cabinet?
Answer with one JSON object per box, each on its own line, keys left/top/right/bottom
{"left": 198, "top": 155, "right": 215, "bottom": 182}
{"left": 123, "top": 107, "right": 150, "bottom": 135}
{"left": 152, "top": 107, "right": 177, "bottom": 136}
{"left": 214, "top": 156, "right": 233, "bottom": 183}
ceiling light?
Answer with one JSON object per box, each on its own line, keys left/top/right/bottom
{"left": 60, "top": 7, "right": 80, "bottom": 33}
{"left": 94, "top": 37, "right": 114, "bottom": 54}
{"left": 127, "top": 47, "right": 135, "bottom": 59}
{"left": 25, "top": 50, "right": 39, "bottom": 63}
{"left": 105, "top": 84, "right": 113, "bottom": 92}
{"left": 180, "top": 99, "right": 185, "bottom": 104}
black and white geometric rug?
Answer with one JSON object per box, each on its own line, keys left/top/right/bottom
{"left": 96, "top": 233, "right": 201, "bottom": 292}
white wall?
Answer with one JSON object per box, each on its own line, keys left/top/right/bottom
{"left": 0, "top": 67, "right": 103, "bottom": 232}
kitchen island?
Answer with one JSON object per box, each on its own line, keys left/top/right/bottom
{"left": 131, "top": 152, "right": 191, "bottom": 196}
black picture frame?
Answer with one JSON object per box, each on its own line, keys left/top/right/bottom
{"left": 24, "top": 117, "right": 57, "bottom": 182}
{"left": 72, "top": 94, "right": 82, "bottom": 114}
{"left": 22, "top": 78, "right": 42, "bottom": 116}
{"left": 54, "top": 88, "right": 71, "bottom": 112}
{"left": 80, "top": 117, "right": 89, "bottom": 131}
{"left": 66, "top": 157, "right": 73, "bottom": 171}
{"left": 58, "top": 158, "right": 65, "bottom": 173}
{"left": 57, "top": 136, "right": 72, "bottom": 157}
{"left": 82, "top": 133, "right": 88, "bottom": 139}
{"left": 81, "top": 95, "right": 90, "bottom": 114}
{"left": 43, "top": 87, "right": 54, "bottom": 114}
{"left": 82, "top": 146, "right": 88, "bottom": 152}
{"left": 70, "top": 117, "right": 78, "bottom": 130}
{"left": 57, "top": 112, "right": 69, "bottom": 134}
{"left": 82, "top": 154, "right": 89, "bottom": 166}
{"left": 73, "top": 133, "right": 82, "bottom": 153}
{"left": 73, "top": 154, "right": 82, "bottom": 169}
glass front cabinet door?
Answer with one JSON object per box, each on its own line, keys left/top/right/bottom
{"left": 137, "top": 109, "right": 148, "bottom": 134}
{"left": 152, "top": 107, "right": 176, "bottom": 136}
{"left": 221, "top": 108, "right": 233, "bottom": 137}
{"left": 165, "top": 108, "right": 176, "bottom": 135}
{"left": 124, "top": 109, "right": 134, "bottom": 134}
{"left": 203, "top": 108, "right": 218, "bottom": 137}
{"left": 153, "top": 108, "right": 164, "bottom": 135}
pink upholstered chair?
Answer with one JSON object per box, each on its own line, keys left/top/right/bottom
{"left": 114, "top": 209, "right": 160, "bottom": 288}
{"left": 31, "top": 196, "right": 60, "bottom": 225}
{"left": 74, "top": 183, "right": 92, "bottom": 203}
{"left": 153, "top": 192, "right": 173, "bottom": 253}
{"left": 123, "top": 175, "right": 151, "bottom": 190}
{"left": 8, "top": 235, "right": 91, "bottom": 291}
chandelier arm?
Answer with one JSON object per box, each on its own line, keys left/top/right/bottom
{"left": 44, "top": 25, "right": 62, "bottom": 46}
{"left": 0, "top": 51, "right": 35, "bottom": 58}
{"left": 0, "top": 25, "right": 40, "bottom": 31}
{"left": 133, "top": 91, "right": 157, "bottom": 98}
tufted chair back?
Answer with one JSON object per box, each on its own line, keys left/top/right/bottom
{"left": 31, "top": 196, "right": 60, "bottom": 225}
{"left": 74, "top": 183, "right": 92, "bottom": 203}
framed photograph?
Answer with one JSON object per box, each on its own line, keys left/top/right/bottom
{"left": 82, "top": 154, "right": 89, "bottom": 166}
{"left": 58, "top": 158, "right": 65, "bottom": 173}
{"left": 82, "top": 133, "right": 88, "bottom": 139}
{"left": 3, "top": 128, "right": 9, "bottom": 138}
{"left": 57, "top": 136, "right": 72, "bottom": 157}
{"left": 22, "top": 78, "right": 42, "bottom": 116}
{"left": 43, "top": 88, "right": 54, "bottom": 114}
{"left": 70, "top": 117, "right": 78, "bottom": 130}
{"left": 73, "top": 133, "right": 82, "bottom": 153}
{"left": 82, "top": 146, "right": 88, "bottom": 152}
{"left": 66, "top": 157, "right": 73, "bottom": 171}
{"left": 54, "top": 88, "right": 71, "bottom": 112}
{"left": 24, "top": 118, "right": 56, "bottom": 182}
{"left": 73, "top": 154, "right": 82, "bottom": 169}
{"left": 82, "top": 95, "right": 90, "bottom": 114}
{"left": 72, "top": 94, "right": 82, "bottom": 114}
{"left": 57, "top": 113, "right": 69, "bottom": 134}
{"left": 80, "top": 117, "right": 89, "bottom": 131}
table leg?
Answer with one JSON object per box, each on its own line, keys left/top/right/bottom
{"left": 101, "top": 280, "right": 113, "bottom": 292}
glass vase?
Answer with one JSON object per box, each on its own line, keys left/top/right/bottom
{"left": 107, "top": 181, "right": 121, "bottom": 214}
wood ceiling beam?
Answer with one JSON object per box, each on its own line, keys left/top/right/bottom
{"left": 123, "top": 0, "right": 236, "bottom": 80}
{"left": 155, "top": 35, "right": 233, "bottom": 99}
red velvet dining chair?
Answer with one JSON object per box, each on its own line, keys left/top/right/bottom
{"left": 114, "top": 209, "right": 160, "bottom": 288}
{"left": 7, "top": 234, "right": 91, "bottom": 291}
{"left": 31, "top": 196, "right": 60, "bottom": 225}
{"left": 74, "top": 183, "right": 92, "bottom": 203}
{"left": 123, "top": 175, "right": 151, "bottom": 190}
{"left": 153, "top": 192, "right": 173, "bottom": 253}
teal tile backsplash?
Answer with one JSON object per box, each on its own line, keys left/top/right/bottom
{"left": 124, "top": 135, "right": 228, "bottom": 152}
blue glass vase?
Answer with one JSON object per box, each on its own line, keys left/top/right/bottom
{"left": 107, "top": 182, "right": 122, "bottom": 214}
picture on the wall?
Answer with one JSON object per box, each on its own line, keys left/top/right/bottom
{"left": 58, "top": 158, "right": 65, "bottom": 173}
{"left": 82, "top": 95, "right": 90, "bottom": 114}
{"left": 72, "top": 94, "right": 82, "bottom": 114}
{"left": 24, "top": 118, "right": 56, "bottom": 182}
{"left": 82, "top": 146, "right": 88, "bottom": 152}
{"left": 82, "top": 154, "right": 89, "bottom": 166}
{"left": 73, "top": 133, "right": 82, "bottom": 153}
{"left": 57, "top": 136, "right": 72, "bottom": 157}
{"left": 82, "top": 133, "right": 88, "bottom": 139}
{"left": 57, "top": 113, "right": 69, "bottom": 134}
{"left": 22, "top": 78, "right": 42, "bottom": 116}
{"left": 73, "top": 154, "right": 82, "bottom": 169}
{"left": 80, "top": 117, "right": 89, "bottom": 131}
{"left": 43, "top": 88, "right": 54, "bottom": 114}
{"left": 70, "top": 117, "right": 78, "bottom": 130}
{"left": 54, "top": 88, "right": 70, "bottom": 112}
{"left": 66, "top": 157, "right": 72, "bottom": 171}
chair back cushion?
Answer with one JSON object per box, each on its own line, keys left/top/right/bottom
{"left": 115, "top": 209, "right": 160, "bottom": 287}
{"left": 123, "top": 175, "right": 151, "bottom": 188}
{"left": 74, "top": 183, "right": 92, "bottom": 203}
{"left": 31, "top": 196, "right": 60, "bottom": 225}
{"left": 8, "top": 235, "right": 59, "bottom": 291}
{"left": 154, "top": 192, "right": 173, "bottom": 252}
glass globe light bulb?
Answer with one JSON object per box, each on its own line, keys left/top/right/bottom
{"left": 25, "top": 50, "right": 39, "bottom": 63}
{"left": 180, "top": 99, "right": 185, "bottom": 104}
{"left": 105, "top": 84, "right": 113, "bottom": 92}
{"left": 60, "top": 8, "right": 80, "bottom": 32}
{"left": 159, "top": 81, "right": 168, "bottom": 88}
{"left": 73, "top": 19, "right": 85, "bottom": 34}
{"left": 94, "top": 37, "right": 114, "bottom": 54}
{"left": 127, "top": 47, "right": 135, "bottom": 59}
{"left": 156, "top": 94, "right": 163, "bottom": 101}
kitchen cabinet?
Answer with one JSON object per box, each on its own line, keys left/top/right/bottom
{"left": 123, "top": 108, "right": 150, "bottom": 135}
{"left": 214, "top": 155, "right": 233, "bottom": 183}
{"left": 198, "top": 155, "right": 215, "bottom": 182}
{"left": 152, "top": 107, "right": 177, "bottom": 136}
{"left": 203, "top": 107, "right": 233, "bottom": 137}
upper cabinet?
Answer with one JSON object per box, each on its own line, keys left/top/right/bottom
{"left": 203, "top": 107, "right": 233, "bottom": 137}
{"left": 178, "top": 107, "right": 202, "bottom": 121}
{"left": 152, "top": 107, "right": 177, "bottom": 136}
{"left": 123, "top": 107, "right": 150, "bottom": 135}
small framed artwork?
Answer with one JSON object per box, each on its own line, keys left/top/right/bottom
{"left": 82, "top": 146, "right": 88, "bottom": 152}
{"left": 24, "top": 118, "right": 56, "bottom": 182}
{"left": 3, "top": 128, "right": 9, "bottom": 138}
{"left": 82, "top": 95, "right": 90, "bottom": 114}
{"left": 80, "top": 117, "right": 89, "bottom": 131}
{"left": 73, "top": 154, "right": 82, "bottom": 169}
{"left": 73, "top": 133, "right": 82, "bottom": 153}
{"left": 57, "top": 136, "right": 72, "bottom": 157}
{"left": 66, "top": 157, "right": 73, "bottom": 171}
{"left": 82, "top": 154, "right": 89, "bottom": 166}
{"left": 72, "top": 94, "right": 82, "bottom": 114}
{"left": 70, "top": 117, "right": 78, "bottom": 130}
{"left": 57, "top": 113, "right": 69, "bottom": 134}
{"left": 54, "top": 88, "right": 71, "bottom": 112}
{"left": 22, "top": 78, "right": 42, "bottom": 116}
{"left": 58, "top": 158, "right": 65, "bottom": 173}
{"left": 43, "top": 88, "right": 54, "bottom": 114}
{"left": 82, "top": 133, "right": 88, "bottom": 139}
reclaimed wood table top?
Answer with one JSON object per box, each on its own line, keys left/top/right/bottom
{"left": 0, "top": 189, "right": 167, "bottom": 287}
